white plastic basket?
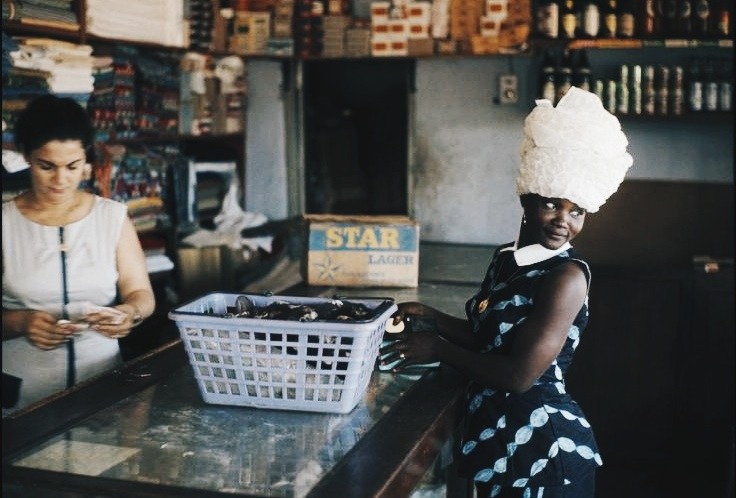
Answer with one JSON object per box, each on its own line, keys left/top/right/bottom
{"left": 169, "top": 293, "right": 397, "bottom": 414}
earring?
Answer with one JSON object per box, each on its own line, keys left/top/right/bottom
{"left": 522, "top": 214, "right": 527, "bottom": 225}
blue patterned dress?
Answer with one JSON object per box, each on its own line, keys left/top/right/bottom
{"left": 457, "top": 242, "right": 602, "bottom": 497}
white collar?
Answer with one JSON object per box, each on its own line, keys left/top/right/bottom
{"left": 500, "top": 242, "right": 572, "bottom": 267}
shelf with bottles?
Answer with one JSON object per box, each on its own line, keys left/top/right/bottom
{"left": 532, "top": 37, "right": 733, "bottom": 50}
{"left": 535, "top": 45, "right": 733, "bottom": 118}
{"left": 531, "top": 0, "right": 734, "bottom": 49}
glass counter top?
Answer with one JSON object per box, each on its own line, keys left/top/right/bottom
{"left": 3, "top": 274, "right": 479, "bottom": 498}
{"left": 6, "top": 361, "right": 422, "bottom": 497}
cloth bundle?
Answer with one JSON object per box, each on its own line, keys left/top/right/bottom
{"left": 517, "top": 86, "right": 633, "bottom": 213}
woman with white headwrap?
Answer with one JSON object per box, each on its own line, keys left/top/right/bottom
{"left": 381, "top": 87, "right": 633, "bottom": 497}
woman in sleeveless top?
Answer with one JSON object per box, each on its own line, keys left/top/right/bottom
{"left": 2, "top": 95, "right": 155, "bottom": 415}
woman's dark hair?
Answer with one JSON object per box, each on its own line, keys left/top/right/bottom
{"left": 519, "top": 193, "right": 540, "bottom": 209}
{"left": 14, "top": 94, "right": 94, "bottom": 156}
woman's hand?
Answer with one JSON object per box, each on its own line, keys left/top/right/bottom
{"left": 391, "top": 301, "right": 436, "bottom": 326}
{"left": 25, "top": 311, "right": 78, "bottom": 350}
{"left": 85, "top": 305, "right": 140, "bottom": 339}
{"left": 379, "top": 331, "right": 443, "bottom": 372}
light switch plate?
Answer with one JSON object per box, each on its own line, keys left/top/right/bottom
{"left": 499, "top": 74, "right": 519, "bottom": 104}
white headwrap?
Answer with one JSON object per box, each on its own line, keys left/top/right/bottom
{"left": 517, "top": 86, "right": 633, "bottom": 213}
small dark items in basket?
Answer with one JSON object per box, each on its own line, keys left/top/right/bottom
{"left": 221, "top": 295, "right": 375, "bottom": 322}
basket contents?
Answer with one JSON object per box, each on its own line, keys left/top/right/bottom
{"left": 212, "top": 295, "right": 375, "bottom": 322}
{"left": 169, "top": 293, "right": 397, "bottom": 413}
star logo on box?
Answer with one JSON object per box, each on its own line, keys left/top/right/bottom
{"left": 313, "top": 254, "right": 343, "bottom": 282}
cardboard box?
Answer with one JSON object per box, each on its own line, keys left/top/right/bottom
{"left": 230, "top": 11, "right": 271, "bottom": 54}
{"left": 305, "top": 215, "right": 419, "bottom": 287}
{"left": 408, "top": 37, "right": 434, "bottom": 55}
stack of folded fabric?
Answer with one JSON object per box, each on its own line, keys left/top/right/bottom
{"left": 8, "top": 38, "right": 94, "bottom": 98}
{"left": 3, "top": 36, "right": 95, "bottom": 148}
{"left": 86, "top": 0, "right": 187, "bottom": 48}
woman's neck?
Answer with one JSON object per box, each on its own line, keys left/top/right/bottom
{"left": 17, "top": 190, "right": 90, "bottom": 226}
{"left": 26, "top": 190, "right": 82, "bottom": 210}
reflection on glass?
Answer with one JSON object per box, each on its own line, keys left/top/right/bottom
{"left": 9, "top": 365, "right": 419, "bottom": 497}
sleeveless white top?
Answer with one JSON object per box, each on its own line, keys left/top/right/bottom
{"left": 2, "top": 196, "right": 127, "bottom": 414}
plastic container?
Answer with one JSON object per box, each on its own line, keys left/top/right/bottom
{"left": 169, "top": 293, "right": 396, "bottom": 414}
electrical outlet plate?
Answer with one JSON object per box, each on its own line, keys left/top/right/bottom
{"left": 499, "top": 74, "right": 518, "bottom": 104}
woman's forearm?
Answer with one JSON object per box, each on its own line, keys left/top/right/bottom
{"left": 117, "top": 289, "right": 156, "bottom": 323}
{"left": 2, "top": 308, "right": 32, "bottom": 340}
{"left": 431, "top": 312, "right": 476, "bottom": 349}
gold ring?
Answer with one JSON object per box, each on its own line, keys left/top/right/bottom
{"left": 399, "top": 353, "right": 406, "bottom": 360}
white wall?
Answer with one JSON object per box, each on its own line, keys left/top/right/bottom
{"left": 245, "top": 54, "right": 734, "bottom": 246}
{"left": 244, "top": 60, "right": 290, "bottom": 220}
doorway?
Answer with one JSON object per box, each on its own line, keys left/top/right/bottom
{"left": 302, "top": 59, "right": 413, "bottom": 215}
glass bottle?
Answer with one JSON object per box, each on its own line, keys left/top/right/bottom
{"left": 717, "top": 59, "right": 732, "bottom": 111}
{"left": 594, "top": 79, "right": 605, "bottom": 102}
{"left": 539, "top": 49, "right": 558, "bottom": 101}
{"left": 677, "top": 0, "right": 693, "bottom": 36}
{"left": 670, "top": 65, "right": 684, "bottom": 116}
{"left": 601, "top": 0, "right": 618, "bottom": 37}
{"left": 688, "top": 58, "right": 703, "bottom": 111}
{"left": 639, "top": 0, "right": 659, "bottom": 37}
{"left": 643, "top": 65, "right": 657, "bottom": 115}
{"left": 536, "top": 0, "right": 561, "bottom": 38}
{"left": 581, "top": 0, "right": 601, "bottom": 37}
{"left": 631, "top": 64, "right": 643, "bottom": 114}
{"left": 617, "top": 0, "right": 636, "bottom": 37}
{"left": 556, "top": 49, "right": 574, "bottom": 104}
{"left": 574, "top": 49, "right": 593, "bottom": 91}
{"left": 703, "top": 58, "right": 718, "bottom": 111}
{"left": 692, "top": 0, "right": 711, "bottom": 37}
{"left": 712, "top": 0, "right": 730, "bottom": 38}
{"left": 661, "top": 0, "right": 679, "bottom": 36}
{"left": 560, "top": 0, "right": 580, "bottom": 39}
{"left": 606, "top": 79, "right": 617, "bottom": 113}
{"left": 617, "top": 64, "right": 630, "bottom": 114}
{"left": 656, "top": 65, "right": 670, "bottom": 115}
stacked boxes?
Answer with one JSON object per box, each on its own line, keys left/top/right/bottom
{"left": 370, "top": 1, "right": 394, "bottom": 56}
{"left": 480, "top": 0, "right": 508, "bottom": 37}
{"left": 472, "top": 0, "right": 531, "bottom": 53}
{"left": 406, "top": 2, "right": 432, "bottom": 39}
{"left": 189, "top": 0, "right": 215, "bottom": 51}
{"left": 499, "top": 0, "right": 531, "bottom": 47}
{"left": 345, "top": 21, "right": 371, "bottom": 56}
{"left": 431, "top": 0, "right": 451, "bottom": 39}
{"left": 405, "top": 1, "right": 433, "bottom": 55}
{"left": 450, "top": 0, "right": 485, "bottom": 53}
{"left": 230, "top": 10, "right": 272, "bottom": 54}
{"left": 371, "top": 1, "right": 432, "bottom": 56}
{"left": 322, "top": 15, "right": 350, "bottom": 56}
{"left": 293, "top": 0, "right": 324, "bottom": 56}
{"left": 272, "top": 0, "right": 294, "bottom": 38}
{"left": 201, "top": 0, "right": 529, "bottom": 57}
{"left": 268, "top": 0, "right": 295, "bottom": 55}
